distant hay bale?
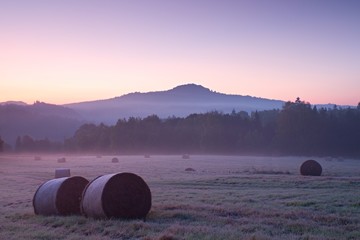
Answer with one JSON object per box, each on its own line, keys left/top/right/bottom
{"left": 185, "top": 168, "right": 196, "bottom": 172}
{"left": 57, "top": 157, "right": 66, "bottom": 163}
{"left": 144, "top": 154, "right": 151, "bottom": 158}
{"left": 81, "top": 172, "right": 152, "bottom": 219}
{"left": 182, "top": 154, "right": 190, "bottom": 159}
{"left": 33, "top": 176, "right": 89, "bottom": 216}
{"left": 300, "top": 160, "right": 322, "bottom": 176}
{"left": 34, "top": 156, "right": 41, "bottom": 161}
{"left": 111, "top": 157, "right": 119, "bottom": 163}
{"left": 55, "top": 168, "right": 71, "bottom": 178}
{"left": 325, "top": 157, "right": 333, "bottom": 162}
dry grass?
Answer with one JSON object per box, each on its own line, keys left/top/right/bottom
{"left": 0, "top": 154, "right": 359, "bottom": 239}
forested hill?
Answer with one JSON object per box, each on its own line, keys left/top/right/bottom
{"left": 0, "top": 85, "right": 357, "bottom": 154}
{"left": 11, "top": 99, "right": 360, "bottom": 157}
{"left": 64, "top": 84, "right": 285, "bottom": 124}
{"left": 0, "top": 102, "right": 83, "bottom": 148}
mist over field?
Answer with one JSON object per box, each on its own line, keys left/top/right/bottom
{"left": 1, "top": 91, "right": 359, "bottom": 239}
{"left": 1, "top": 92, "right": 359, "bottom": 239}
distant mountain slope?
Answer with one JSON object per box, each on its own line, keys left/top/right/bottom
{"left": 0, "top": 101, "right": 28, "bottom": 106}
{"left": 65, "top": 84, "right": 285, "bottom": 124}
{"left": 1, "top": 84, "right": 355, "bottom": 147}
{"left": 0, "top": 102, "right": 83, "bottom": 146}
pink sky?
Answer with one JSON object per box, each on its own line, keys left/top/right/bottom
{"left": 1, "top": 0, "right": 359, "bottom": 105}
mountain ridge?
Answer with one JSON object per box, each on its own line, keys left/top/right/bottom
{"left": 64, "top": 83, "right": 354, "bottom": 124}
{"left": 0, "top": 83, "right": 355, "bottom": 147}
{"left": 0, "top": 101, "right": 28, "bottom": 106}
{"left": 64, "top": 83, "right": 285, "bottom": 123}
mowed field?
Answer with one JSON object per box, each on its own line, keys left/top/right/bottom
{"left": 0, "top": 154, "right": 359, "bottom": 240}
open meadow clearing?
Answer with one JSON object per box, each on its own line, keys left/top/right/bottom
{"left": 0, "top": 154, "right": 359, "bottom": 240}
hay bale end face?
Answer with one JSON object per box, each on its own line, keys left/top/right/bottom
{"left": 300, "top": 160, "right": 322, "bottom": 176}
{"left": 81, "top": 172, "right": 152, "bottom": 219}
{"left": 111, "top": 157, "right": 119, "bottom": 163}
{"left": 55, "top": 168, "right": 70, "bottom": 178}
{"left": 33, "top": 176, "right": 89, "bottom": 216}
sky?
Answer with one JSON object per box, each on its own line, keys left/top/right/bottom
{"left": 1, "top": 0, "right": 359, "bottom": 105}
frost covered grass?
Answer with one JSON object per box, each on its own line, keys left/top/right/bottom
{"left": 0, "top": 154, "right": 359, "bottom": 239}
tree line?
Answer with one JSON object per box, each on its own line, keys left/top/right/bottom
{"left": 9, "top": 99, "right": 360, "bottom": 157}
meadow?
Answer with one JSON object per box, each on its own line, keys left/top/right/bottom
{"left": 0, "top": 154, "right": 359, "bottom": 240}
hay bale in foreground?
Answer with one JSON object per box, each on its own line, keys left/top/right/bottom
{"left": 81, "top": 172, "right": 152, "bottom": 219}
{"left": 111, "top": 157, "right": 119, "bottom": 163}
{"left": 57, "top": 157, "right": 66, "bottom": 163}
{"left": 55, "top": 168, "right": 70, "bottom": 178}
{"left": 300, "top": 160, "right": 322, "bottom": 176}
{"left": 33, "top": 176, "right": 89, "bottom": 216}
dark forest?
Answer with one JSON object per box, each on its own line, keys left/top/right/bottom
{"left": 9, "top": 99, "right": 360, "bottom": 157}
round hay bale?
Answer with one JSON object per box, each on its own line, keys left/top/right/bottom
{"left": 111, "top": 157, "right": 119, "bottom": 163}
{"left": 182, "top": 154, "right": 190, "bottom": 159}
{"left": 300, "top": 160, "right": 322, "bottom": 176}
{"left": 144, "top": 154, "right": 151, "bottom": 158}
{"left": 81, "top": 172, "right": 151, "bottom": 219}
{"left": 57, "top": 157, "right": 66, "bottom": 163}
{"left": 55, "top": 168, "right": 71, "bottom": 178}
{"left": 34, "top": 156, "right": 42, "bottom": 161}
{"left": 33, "top": 176, "right": 89, "bottom": 216}
{"left": 185, "top": 167, "right": 195, "bottom": 172}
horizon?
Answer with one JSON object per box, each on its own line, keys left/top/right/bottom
{"left": 1, "top": 1, "right": 360, "bottom": 105}
{"left": 0, "top": 82, "right": 357, "bottom": 107}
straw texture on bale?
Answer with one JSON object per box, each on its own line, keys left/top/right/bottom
{"left": 300, "top": 160, "right": 322, "bottom": 176}
{"left": 81, "top": 172, "right": 151, "bottom": 219}
{"left": 111, "top": 157, "right": 119, "bottom": 163}
{"left": 55, "top": 168, "right": 71, "bottom": 178}
{"left": 33, "top": 176, "right": 89, "bottom": 216}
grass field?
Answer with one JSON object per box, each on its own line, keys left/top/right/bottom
{"left": 0, "top": 154, "right": 359, "bottom": 240}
